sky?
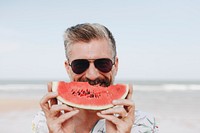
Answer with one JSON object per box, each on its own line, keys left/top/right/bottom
{"left": 0, "top": 0, "right": 200, "bottom": 81}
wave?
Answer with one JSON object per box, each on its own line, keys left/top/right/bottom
{"left": 162, "top": 84, "right": 200, "bottom": 91}
{"left": 0, "top": 84, "right": 46, "bottom": 91}
{"left": 134, "top": 84, "right": 200, "bottom": 91}
{"left": 0, "top": 83, "right": 200, "bottom": 92}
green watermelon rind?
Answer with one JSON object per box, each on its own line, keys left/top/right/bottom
{"left": 52, "top": 81, "right": 129, "bottom": 110}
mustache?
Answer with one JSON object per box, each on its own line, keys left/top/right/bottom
{"left": 77, "top": 78, "right": 111, "bottom": 87}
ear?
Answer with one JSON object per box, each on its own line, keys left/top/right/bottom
{"left": 113, "top": 57, "right": 119, "bottom": 76}
{"left": 64, "top": 61, "right": 71, "bottom": 75}
{"left": 65, "top": 61, "right": 74, "bottom": 81}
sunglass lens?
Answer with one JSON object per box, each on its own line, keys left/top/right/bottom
{"left": 71, "top": 59, "right": 89, "bottom": 74}
{"left": 94, "top": 58, "right": 113, "bottom": 73}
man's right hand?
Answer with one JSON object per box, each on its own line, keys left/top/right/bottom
{"left": 40, "top": 82, "right": 79, "bottom": 133}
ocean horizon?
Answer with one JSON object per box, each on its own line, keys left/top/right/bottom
{"left": 0, "top": 79, "right": 200, "bottom": 94}
{"left": 1, "top": 79, "right": 200, "bottom": 84}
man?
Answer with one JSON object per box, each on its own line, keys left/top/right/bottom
{"left": 32, "top": 23, "right": 158, "bottom": 133}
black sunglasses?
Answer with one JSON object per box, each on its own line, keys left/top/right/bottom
{"left": 68, "top": 58, "right": 115, "bottom": 74}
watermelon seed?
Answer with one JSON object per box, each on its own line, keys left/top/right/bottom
{"left": 70, "top": 89, "right": 104, "bottom": 98}
{"left": 86, "top": 90, "right": 90, "bottom": 94}
{"left": 90, "top": 94, "right": 95, "bottom": 98}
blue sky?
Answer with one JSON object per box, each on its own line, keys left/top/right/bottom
{"left": 0, "top": 0, "right": 200, "bottom": 81}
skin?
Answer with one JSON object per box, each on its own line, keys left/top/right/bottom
{"left": 40, "top": 39, "right": 135, "bottom": 133}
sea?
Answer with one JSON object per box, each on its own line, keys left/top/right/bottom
{"left": 0, "top": 79, "right": 200, "bottom": 99}
{"left": 1, "top": 79, "right": 200, "bottom": 133}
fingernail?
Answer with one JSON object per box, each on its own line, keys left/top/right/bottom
{"left": 73, "top": 108, "right": 79, "bottom": 110}
{"left": 101, "top": 110, "right": 105, "bottom": 114}
{"left": 74, "top": 110, "right": 79, "bottom": 113}
{"left": 97, "top": 112, "right": 102, "bottom": 116}
{"left": 52, "top": 92, "right": 58, "bottom": 95}
{"left": 112, "top": 100, "right": 117, "bottom": 104}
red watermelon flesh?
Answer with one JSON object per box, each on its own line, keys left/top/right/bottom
{"left": 52, "top": 81, "right": 129, "bottom": 110}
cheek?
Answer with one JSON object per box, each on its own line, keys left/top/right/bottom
{"left": 110, "top": 67, "right": 116, "bottom": 77}
{"left": 100, "top": 72, "right": 113, "bottom": 83}
{"left": 67, "top": 68, "right": 82, "bottom": 81}
{"left": 109, "top": 73, "right": 115, "bottom": 82}
{"left": 72, "top": 74, "right": 85, "bottom": 81}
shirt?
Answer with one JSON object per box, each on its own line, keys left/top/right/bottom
{"left": 32, "top": 110, "right": 159, "bottom": 133}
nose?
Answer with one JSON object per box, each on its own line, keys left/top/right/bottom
{"left": 85, "top": 62, "right": 100, "bottom": 80}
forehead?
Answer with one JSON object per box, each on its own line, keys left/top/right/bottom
{"left": 68, "top": 39, "right": 113, "bottom": 61}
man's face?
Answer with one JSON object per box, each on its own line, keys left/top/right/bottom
{"left": 65, "top": 39, "right": 118, "bottom": 86}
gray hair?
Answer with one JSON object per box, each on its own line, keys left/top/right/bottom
{"left": 63, "top": 23, "right": 116, "bottom": 59}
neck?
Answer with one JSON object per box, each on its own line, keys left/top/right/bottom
{"left": 74, "top": 109, "right": 100, "bottom": 133}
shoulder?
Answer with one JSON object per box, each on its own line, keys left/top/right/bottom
{"left": 32, "top": 110, "right": 48, "bottom": 133}
{"left": 132, "top": 110, "right": 159, "bottom": 133}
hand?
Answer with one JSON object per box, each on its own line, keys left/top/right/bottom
{"left": 97, "top": 84, "right": 135, "bottom": 133}
{"left": 40, "top": 82, "right": 79, "bottom": 133}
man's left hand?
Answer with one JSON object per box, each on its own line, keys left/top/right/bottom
{"left": 97, "top": 84, "right": 135, "bottom": 133}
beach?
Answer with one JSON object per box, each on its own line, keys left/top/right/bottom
{"left": 0, "top": 81, "right": 200, "bottom": 133}
{"left": 0, "top": 99, "right": 40, "bottom": 133}
{"left": 134, "top": 88, "right": 200, "bottom": 133}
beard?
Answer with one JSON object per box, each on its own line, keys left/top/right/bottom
{"left": 77, "top": 77, "right": 112, "bottom": 87}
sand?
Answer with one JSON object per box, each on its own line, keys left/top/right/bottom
{"left": 0, "top": 89, "right": 200, "bottom": 133}
{"left": 0, "top": 98, "right": 40, "bottom": 133}
{"left": 0, "top": 98, "right": 39, "bottom": 112}
{"left": 134, "top": 90, "right": 200, "bottom": 133}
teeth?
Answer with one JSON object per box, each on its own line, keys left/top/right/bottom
{"left": 95, "top": 80, "right": 99, "bottom": 85}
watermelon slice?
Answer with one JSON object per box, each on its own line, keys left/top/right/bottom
{"left": 52, "top": 81, "right": 129, "bottom": 110}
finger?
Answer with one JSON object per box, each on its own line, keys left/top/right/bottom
{"left": 126, "top": 84, "right": 133, "bottom": 100}
{"left": 112, "top": 99, "right": 135, "bottom": 115}
{"left": 47, "top": 82, "right": 58, "bottom": 105}
{"left": 47, "top": 82, "right": 52, "bottom": 92}
{"left": 124, "top": 104, "right": 135, "bottom": 122}
{"left": 98, "top": 113, "right": 133, "bottom": 132}
{"left": 97, "top": 113, "right": 121, "bottom": 125}
{"left": 112, "top": 99, "right": 134, "bottom": 107}
{"left": 101, "top": 106, "right": 127, "bottom": 118}
{"left": 50, "top": 104, "right": 74, "bottom": 117}
{"left": 56, "top": 110, "right": 79, "bottom": 124}
{"left": 40, "top": 92, "right": 58, "bottom": 113}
